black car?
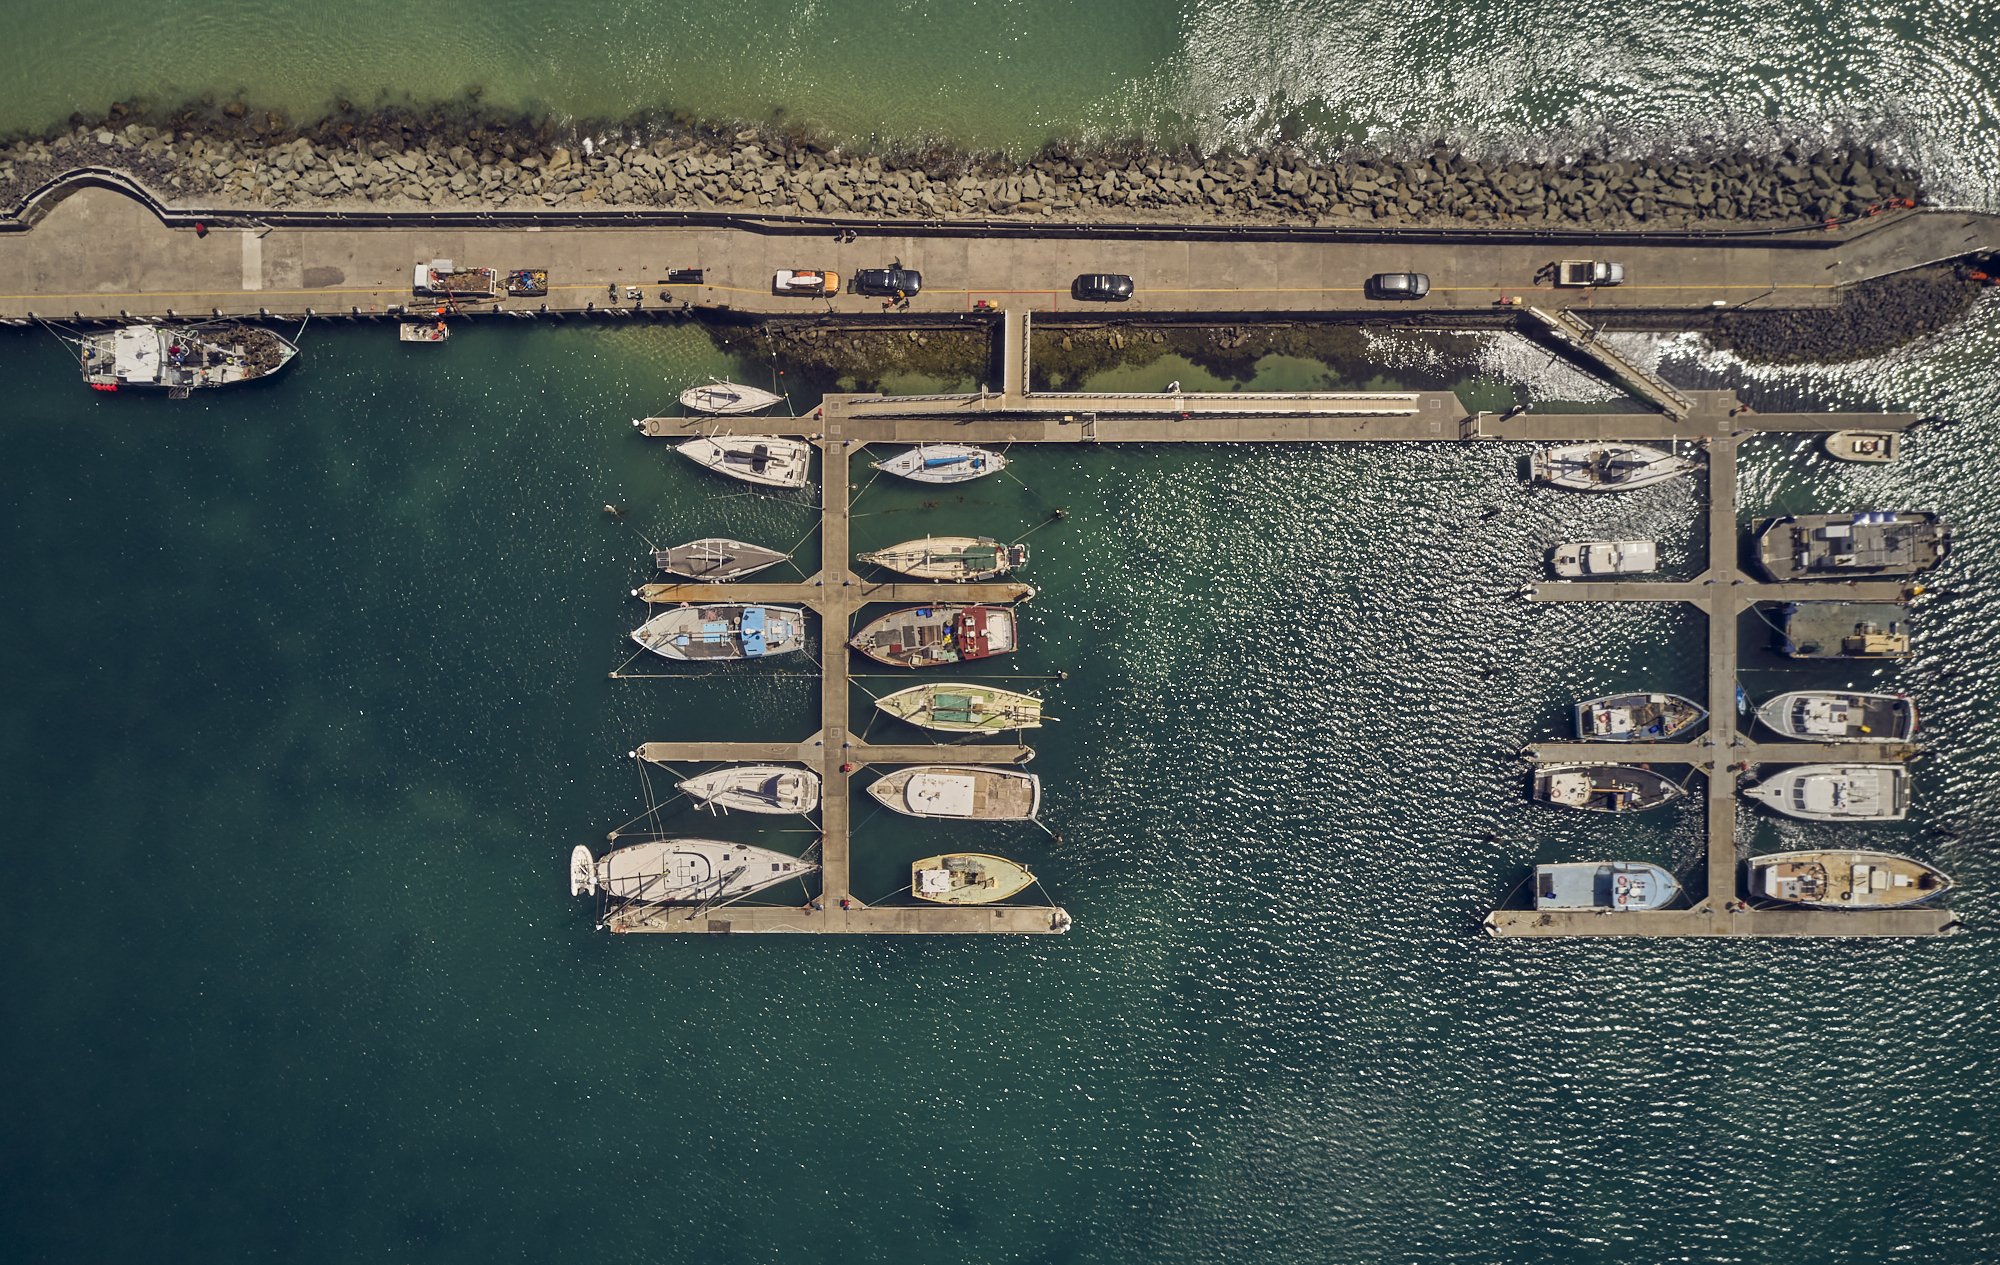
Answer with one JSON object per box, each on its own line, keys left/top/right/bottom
{"left": 854, "top": 267, "right": 923, "bottom": 297}
{"left": 1071, "top": 273, "right": 1135, "bottom": 302}
{"left": 1366, "top": 272, "right": 1430, "bottom": 300}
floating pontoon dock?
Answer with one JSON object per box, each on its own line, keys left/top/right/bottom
{"left": 619, "top": 308, "right": 1949, "bottom": 937}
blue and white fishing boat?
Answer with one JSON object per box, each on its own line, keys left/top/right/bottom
{"left": 631, "top": 603, "right": 807, "bottom": 662}
{"left": 871, "top": 443, "right": 1008, "bottom": 484}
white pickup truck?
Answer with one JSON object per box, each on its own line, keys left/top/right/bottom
{"left": 1555, "top": 260, "right": 1626, "bottom": 287}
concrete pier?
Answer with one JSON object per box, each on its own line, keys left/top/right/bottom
{"left": 623, "top": 367, "right": 1952, "bottom": 938}
{"left": 1484, "top": 428, "right": 1956, "bottom": 939}
{"left": 612, "top": 415, "right": 1067, "bottom": 935}
{"left": 3, "top": 184, "right": 1997, "bottom": 324}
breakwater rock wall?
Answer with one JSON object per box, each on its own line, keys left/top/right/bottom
{"left": 0, "top": 109, "right": 1926, "bottom": 229}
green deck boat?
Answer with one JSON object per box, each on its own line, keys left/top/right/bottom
{"left": 874, "top": 683, "right": 1045, "bottom": 732}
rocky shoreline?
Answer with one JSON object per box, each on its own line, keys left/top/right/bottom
{"left": 0, "top": 100, "right": 1927, "bottom": 228}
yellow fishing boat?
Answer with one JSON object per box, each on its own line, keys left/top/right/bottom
{"left": 911, "top": 853, "right": 1036, "bottom": 905}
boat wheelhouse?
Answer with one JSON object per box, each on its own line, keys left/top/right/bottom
{"left": 849, "top": 605, "right": 1017, "bottom": 668}
{"left": 1533, "top": 861, "right": 1681, "bottom": 911}
{"left": 1754, "top": 691, "right": 1918, "bottom": 743}
{"left": 77, "top": 322, "right": 299, "bottom": 395}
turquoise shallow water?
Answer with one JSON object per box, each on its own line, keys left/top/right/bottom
{"left": 3, "top": 2, "right": 1999, "bottom": 203}
{"left": 5, "top": 6, "right": 2000, "bottom": 1261}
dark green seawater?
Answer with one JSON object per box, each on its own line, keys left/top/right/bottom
{"left": 5, "top": 311, "right": 1998, "bottom": 1263}
{"left": 6, "top": 4, "right": 2000, "bottom": 1262}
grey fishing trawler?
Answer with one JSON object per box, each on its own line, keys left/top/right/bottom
{"left": 76, "top": 322, "right": 298, "bottom": 395}
{"left": 1755, "top": 691, "right": 1918, "bottom": 743}
{"left": 1533, "top": 764, "right": 1686, "bottom": 813}
{"left": 1772, "top": 602, "right": 1910, "bottom": 659}
{"left": 1534, "top": 862, "right": 1682, "bottom": 911}
{"left": 1753, "top": 511, "right": 1949, "bottom": 581}
{"left": 1575, "top": 692, "right": 1707, "bottom": 742}
{"left": 1742, "top": 764, "right": 1909, "bottom": 821}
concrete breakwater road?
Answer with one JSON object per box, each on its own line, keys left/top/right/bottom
{"left": 3, "top": 181, "right": 1998, "bottom": 324}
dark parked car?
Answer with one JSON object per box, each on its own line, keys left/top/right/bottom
{"left": 854, "top": 267, "right": 923, "bottom": 297}
{"left": 1071, "top": 273, "right": 1135, "bottom": 302}
{"left": 1366, "top": 272, "right": 1430, "bottom": 300}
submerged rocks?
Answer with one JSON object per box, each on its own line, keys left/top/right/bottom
{"left": 0, "top": 104, "right": 1929, "bottom": 231}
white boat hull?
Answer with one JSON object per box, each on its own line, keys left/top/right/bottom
{"left": 676, "top": 436, "right": 813, "bottom": 489}
{"left": 1531, "top": 444, "right": 1691, "bottom": 492}
{"left": 581, "top": 838, "right": 815, "bottom": 903}
{"left": 678, "top": 766, "right": 822, "bottom": 815}
{"left": 1742, "top": 764, "right": 1909, "bottom": 821}
{"left": 871, "top": 444, "right": 1008, "bottom": 484}
{"left": 680, "top": 380, "right": 784, "bottom": 415}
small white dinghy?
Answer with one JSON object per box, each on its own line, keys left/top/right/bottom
{"left": 680, "top": 379, "right": 784, "bottom": 415}
{"left": 677, "top": 436, "right": 812, "bottom": 489}
{"left": 678, "top": 765, "right": 822, "bottom": 815}
{"left": 1824, "top": 430, "right": 1901, "bottom": 463}
{"left": 569, "top": 838, "right": 815, "bottom": 902}
{"left": 871, "top": 444, "right": 1008, "bottom": 484}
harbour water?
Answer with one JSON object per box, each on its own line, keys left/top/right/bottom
{"left": 5, "top": 6, "right": 2000, "bottom": 1262}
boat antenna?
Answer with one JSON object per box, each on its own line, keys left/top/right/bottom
{"left": 33, "top": 313, "right": 97, "bottom": 361}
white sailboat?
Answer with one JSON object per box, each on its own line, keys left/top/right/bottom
{"left": 680, "top": 378, "right": 784, "bottom": 415}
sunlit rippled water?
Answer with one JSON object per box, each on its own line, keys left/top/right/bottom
{"left": 4, "top": 6, "right": 2000, "bottom": 1261}
{"left": 3, "top": 313, "right": 1995, "bottom": 1263}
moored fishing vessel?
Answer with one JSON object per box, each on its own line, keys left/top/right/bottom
{"left": 678, "top": 765, "right": 821, "bottom": 815}
{"left": 1772, "top": 602, "right": 1910, "bottom": 659}
{"left": 75, "top": 322, "right": 298, "bottom": 394}
{"left": 1533, "top": 861, "right": 1681, "bottom": 911}
{"left": 1742, "top": 764, "right": 1909, "bottom": 821}
{"left": 849, "top": 605, "right": 1017, "bottom": 668}
{"left": 867, "top": 766, "right": 1041, "bottom": 820}
{"left": 1752, "top": 511, "right": 1949, "bottom": 581}
{"left": 1755, "top": 691, "right": 1918, "bottom": 743}
{"left": 1550, "top": 539, "right": 1658, "bottom": 577}
{"left": 654, "top": 537, "right": 789, "bottom": 581}
{"left": 912, "top": 854, "right": 1038, "bottom": 904}
{"left": 875, "top": 683, "right": 1045, "bottom": 733}
{"left": 680, "top": 379, "right": 784, "bottom": 415}
{"left": 631, "top": 603, "right": 807, "bottom": 661}
{"left": 858, "top": 537, "right": 1029, "bottom": 581}
{"left": 1575, "top": 692, "right": 1706, "bottom": 742}
{"left": 1823, "top": 430, "right": 1901, "bottom": 463}
{"left": 1533, "top": 764, "right": 1686, "bottom": 813}
{"left": 676, "top": 435, "right": 812, "bottom": 488}
{"left": 871, "top": 444, "right": 1008, "bottom": 484}
{"left": 1749, "top": 850, "right": 1950, "bottom": 908}
{"left": 569, "top": 837, "right": 815, "bottom": 902}
{"left": 1529, "top": 443, "right": 1692, "bottom": 491}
